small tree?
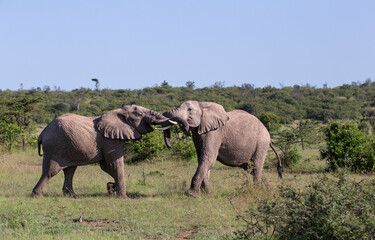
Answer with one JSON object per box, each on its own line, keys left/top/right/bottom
{"left": 274, "top": 129, "right": 301, "bottom": 167}
{"left": 92, "top": 78, "right": 100, "bottom": 91}
{"left": 0, "top": 96, "right": 41, "bottom": 151}
{"left": 321, "top": 121, "right": 375, "bottom": 172}
{"left": 185, "top": 81, "right": 195, "bottom": 89}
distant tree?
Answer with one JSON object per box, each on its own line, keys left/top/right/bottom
{"left": 212, "top": 81, "right": 225, "bottom": 88}
{"left": 295, "top": 120, "right": 320, "bottom": 150}
{"left": 161, "top": 80, "right": 170, "bottom": 87}
{"left": 92, "top": 78, "right": 100, "bottom": 91}
{"left": 185, "top": 81, "right": 195, "bottom": 89}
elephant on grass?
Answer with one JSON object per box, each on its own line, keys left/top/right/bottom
{"left": 159, "top": 101, "right": 283, "bottom": 197}
{"left": 32, "top": 105, "right": 170, "bottom": 198}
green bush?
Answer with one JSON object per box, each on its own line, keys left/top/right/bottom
{"left": 259, "top": 112, "right": 281, "bottom": 132}
{"left": 168, "top": 130, "right": 196, "bottom": 161}
{"left": 123, "top": 130, "right": 166, "bottom": 163}
{"left": 0, "top": 121, "right": 24, "bottom": 152}
{"left": 123, "top": 128, "right": 196, "bottom": 164}
{"left": 321, "top": 121, "right": 375, "bottom": 172}
{"left": 280, "top": 146, "right": 301, "bottom": 168}
{"left": 233, "top": 172, "right": 375, "bottom": 239}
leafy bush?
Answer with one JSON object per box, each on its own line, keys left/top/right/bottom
{"left": 167, "top": 129, "right": 196, "bottom": 161}
{"left": 0, "top": 121, "right": 24, "bottom": 151}
{"left": 280, "top": 146, "right": 301, "bottom": 168}
{"left": 123, "top": 128, "right": 196, "bottom": 164}
{"left": 321, "top": 121, "right": 375, "bottom": 172}
{"left": 233, "top": 172, "right": 375, "bottom": 239}
{"left": 124, "top": 130, "right": 166, "bottom": 163}
{"left": 259, "top": 112, "right": 281, "bottom": 132}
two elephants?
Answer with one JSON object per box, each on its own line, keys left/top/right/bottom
{"left": 33, "top": 101, "right": 282, "bottom": 198}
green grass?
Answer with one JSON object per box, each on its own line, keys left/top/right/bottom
{"left": 0, "top": 150, "right": 372, "bottom": 239}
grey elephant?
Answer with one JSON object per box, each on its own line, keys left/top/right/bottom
{"left": 159, "top": 101, "right": 282, "bottom": 197}
{"left": 32, "top": 105, "right": 170, "bottom": 198}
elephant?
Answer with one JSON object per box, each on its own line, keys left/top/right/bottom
{"left": 159, "top": 101, "right": 283, "bottom": 197}
{"left": 32, "top": 105, "right": 170, "bottom": 198}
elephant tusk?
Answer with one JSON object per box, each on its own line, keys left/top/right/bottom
{"left": 156, "top": 125, "right": 172, "bottom": 131}
{"left": 169, "top": 120, "right": 178, "bottom": 125}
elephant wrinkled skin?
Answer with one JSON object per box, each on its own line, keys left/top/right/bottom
{"left": 161, "top": 101, "right": 282, "bottom": 197}
{"left": 32, "top": 105, "right": 169, "bottom": 198}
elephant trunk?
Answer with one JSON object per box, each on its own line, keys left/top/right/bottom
{"left": 161, "top": 109, "right": 190, "bottom": 149}
{"left": 146, "top": 110, "right": 170, "bottom": 125}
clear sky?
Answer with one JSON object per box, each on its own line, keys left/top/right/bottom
{"left": 1, "top": 1, "right": 374, "bottom": 91}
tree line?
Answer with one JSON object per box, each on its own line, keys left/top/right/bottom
{"left": 1, "top": 80, "right": 375, "bottom": 171}
{"left": 1, "top": 79, "right": 375, "bottom": 125}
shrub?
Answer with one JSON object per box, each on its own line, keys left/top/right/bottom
{"left": 168, "top": 131, "right": 196, "bottom": 161}
{"left": 321, "top": 121, "right": 375, "bottom": 172}
{"left": 123, "top": 128, "right": 196, "bottom": 164}
{"left": 233, "top": 172, "right": 375, "bottom": 239}
{"left": 259, "top": 112, "right": 281, "bottom": 132}
{"left": 123, "top": 130, "right": 166, "bottom": 163}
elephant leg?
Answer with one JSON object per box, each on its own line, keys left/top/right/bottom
{"left": 186, "top": 134, "right": 220, "bottom": 197}
{"left": 187, "top": 160, "right": 216, "bottom": 197}
{"left": 62, "top": 166, "right": 78, "bottom": 198}
{"left": 111, "top": 157, "right": 129, "bottom": 199}
{"left": 99, "top": 160, "right": 117, "bottom": 196}
{"left": 196, "top": 155, "right": 210, "bottom": 194}
{"left": 32, "top": 158, "right": 62, "bottom": 197}
{"left": 102, "top": 142, "right": 129, "bottom": 199}
{"left": 252, "top": 146, "right": 268, "bottom": 182}
{"left": 200, "top": 170, "right": 211, "bottom": 194}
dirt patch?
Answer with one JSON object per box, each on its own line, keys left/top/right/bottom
{"left": 73, "top": 216, "right": 118, "bottom": 231}
{"left": 176, "top": 228, "right": 199, "bottom": 239}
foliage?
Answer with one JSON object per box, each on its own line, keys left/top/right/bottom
{"left": 233, "top": 172, "right": 375, "bottom": 240}
{"left": 2, "top": 80, "right": 375, "bottom": 152}
{"left": 0, "top": 96, "right": 41, "bottom": 152}
{"left": 123, "top": 127, "right": 196, "bottom": 164}
{"left": 167, "top": 128, "right": 196, "bottom": 161}
{"left": 259, "top": 112, "right": 281, "bottom": 132}
{"left": 321, "top": 121, "right": 375, "bottom": 172}
{"left": 124, "top": 130, "right": 166, "bottom": 163}
{"left": 274, "top": 129, "right": 302, "bottom": 167}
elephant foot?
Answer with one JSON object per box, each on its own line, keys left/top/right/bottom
{"left": 200, "top": 187, "right": 210, "bottom": 194}
{"left": 185, "top": 189, "right": 198, "bottom": 197}
{"left": 107, "top": 182, "right": 117, "bottom": 196}
{"left": 117, "top": 194, "right": 130, "bottom": 199}
{"left": 31, "top": 191, "right": 44, "bottom": 198}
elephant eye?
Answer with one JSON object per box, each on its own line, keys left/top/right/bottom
{"left": 188, "top": 107, "right": 192, "bottom": 111}
{"left": 133, "top": 111, "right": 142, "bottom": 117}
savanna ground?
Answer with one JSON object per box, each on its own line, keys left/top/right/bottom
{"left": 0, "top": 147, "right": 372, "bottom": 239}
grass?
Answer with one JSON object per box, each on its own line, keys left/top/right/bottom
{"left": 0, "top": 149, "right": 372, "bottom": 239}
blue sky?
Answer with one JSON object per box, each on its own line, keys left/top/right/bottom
{"left": 1, "top": 1, "right": 374, "bottom": 91}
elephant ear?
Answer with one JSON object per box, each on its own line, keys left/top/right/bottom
{"left": 97, "top": 108, "right": 141, "bottom": 140}
{"left": 198, "top": 102, "right": 229, "bottom": 135}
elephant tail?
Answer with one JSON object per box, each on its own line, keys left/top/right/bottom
{"left": 37, "top": 133, "right": 43, "bottom": 157}
{"left": 270, "top": 142, "right": 283, "bottom": 179}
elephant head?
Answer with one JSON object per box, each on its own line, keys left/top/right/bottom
{"left": 97, "top": 105, "right": 169, "bottom": 140}
{"left": 160, "top": 101, "right": 229, "bottom": 149}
